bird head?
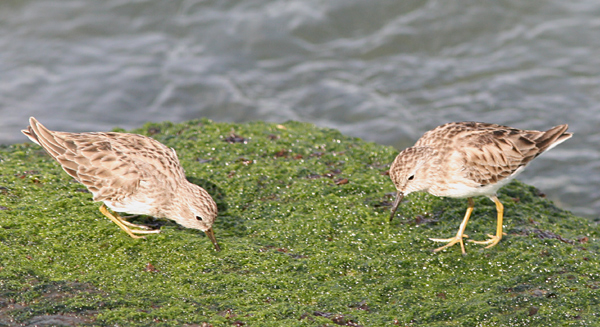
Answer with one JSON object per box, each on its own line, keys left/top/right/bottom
{"left": 176, "top": 183, "right": 220, "bottom": 251}
{"left": 388, "top": 146, "right": 435, "bottom": 221}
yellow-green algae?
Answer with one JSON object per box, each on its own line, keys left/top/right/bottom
{"left": 0, "top": 119, "right": 599, "bottom": 326}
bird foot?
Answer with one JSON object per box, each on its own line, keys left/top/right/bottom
{"left": 469, "top": 234, "right": 502, "bottom": 248}
{"left": 430, "top": 234, "right": 469, "bottom": 254}
{"left": 119, "top": 217, "right": 153, "bottom": 230}
{"left": 99, "top": 204, "right": 160, "bottom": 239}
{"left": 131, "top": 229, "right": 161, "bottom": 235}
{"left": 119, "top": 228, "right": 161, "bottom": 239}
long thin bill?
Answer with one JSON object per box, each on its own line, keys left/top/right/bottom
{"left": 204, "top": 227, "right": 221, "bottom": 251}
{"left": 389, "top": 191, "right": 404, "bottom": 222}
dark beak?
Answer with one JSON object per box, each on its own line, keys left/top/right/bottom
{"left": 389, "top": 191, "right": 404, "bottom": 222}
{"left": 204, "top": 227, "right": 221, "bottom": 252}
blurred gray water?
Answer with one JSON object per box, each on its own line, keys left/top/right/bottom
{"left": 1, "top": 0, "right": 599, "bottom": 217}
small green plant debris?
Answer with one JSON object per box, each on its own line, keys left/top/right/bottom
{"left": 0, "top": 119, "right": 598, "bottom": 326}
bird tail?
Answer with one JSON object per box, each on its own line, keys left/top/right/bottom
{"left": 21, "top": 117, "right": 67, "bottom": 158}
{"left": 21, "top": 117, "right": 41, "bottom": 145}
{"left": 535, "top": 124, "right": 572, "bottom": 154}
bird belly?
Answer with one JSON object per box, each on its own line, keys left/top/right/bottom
{"left": 103, "top": 198, "right": 157, "bottom": 216}
{"left": 431, "top": 166, "right": 526, "bottom": 198}
{"left": 438, "top": 178, "right": 510, "bottom": 198}
{"left": 429, "top": 181, "right": 488, "bottom": 198}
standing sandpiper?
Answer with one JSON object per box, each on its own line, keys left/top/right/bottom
{"left": 22, "top": 117, "right": 220, "bottom": 251}
{"left": 389, "top": 122, "right": 572, "bottom": 254}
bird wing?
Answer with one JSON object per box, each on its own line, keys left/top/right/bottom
{"left": 414, "top": 122, "right": 570, "bottom": 186}
{"left": 23, "top": 117, "right": 184, "bottom": 202}
{"left": 458, "top": 129, "right": 537, "bottom": 185}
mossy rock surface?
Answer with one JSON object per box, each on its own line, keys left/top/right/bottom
{"left": 0, "top": 119, "right": 598, "bottom": 326}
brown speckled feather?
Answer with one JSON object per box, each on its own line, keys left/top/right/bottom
{"left": 388, "top": 121, "right": 572, "bottom": 253}
{"left": 23, "top": 119, "right": 185, "bottom": 203}
{"left": 22, "top": 117, "right": 220, "bottom": 250}
{"left": 415, "top": 122, "right": 572, "bottom": 186}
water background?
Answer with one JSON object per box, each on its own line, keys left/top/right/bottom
{"left": 1, "top": 0, "right": 599, "bottom": 217}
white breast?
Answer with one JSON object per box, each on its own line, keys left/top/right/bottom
{"left": 103, "top": 198, "right": 157, "bottom": 216}
{"left": 434, "top": 165, "right": 526, "bottom": 199}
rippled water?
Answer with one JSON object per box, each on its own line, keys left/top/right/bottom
{"left": 1, "top": 0, "right": 599, "bottom": 217}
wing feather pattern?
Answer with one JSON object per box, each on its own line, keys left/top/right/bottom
{"left": 456, "top": 123, "right": 571, "bottom": 185}
{"left": 21, "top": 117, "right": 186, "bottom": 202}
{"left": 415, "top": 122, "right": 572, "bottom": 186}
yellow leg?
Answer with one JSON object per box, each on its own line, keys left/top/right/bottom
{"left": 119, "top": 216, "right": 152, "bottom": 230}
{"left": 430, "top": 198, "right": 474, "bottom": 254}
{"left": 99, "top": 204, "right": 160, "bottom": 239}
{"left": 470, "top": 195, "right": 504, "bottom": 248}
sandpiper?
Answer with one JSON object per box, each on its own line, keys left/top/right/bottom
{"left": 22, "top": 117, "right": 220, "bottom": 251}
{"left": 389, "top": 122, "right": 572, "bottom": 254}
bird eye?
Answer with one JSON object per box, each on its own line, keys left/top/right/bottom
{"left": 196, "top": 216, "right": 203, "bottom": 221}
{"left": 408, "top": 175, "right": 415, "bottom": 180}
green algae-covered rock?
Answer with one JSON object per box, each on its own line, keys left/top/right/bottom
{"left": 0, "top": 119, "right": 598, "bottom": 326}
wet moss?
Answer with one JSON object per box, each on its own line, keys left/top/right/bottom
{"left": 0, "top": 119, "right": 598, "bottom": 326}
